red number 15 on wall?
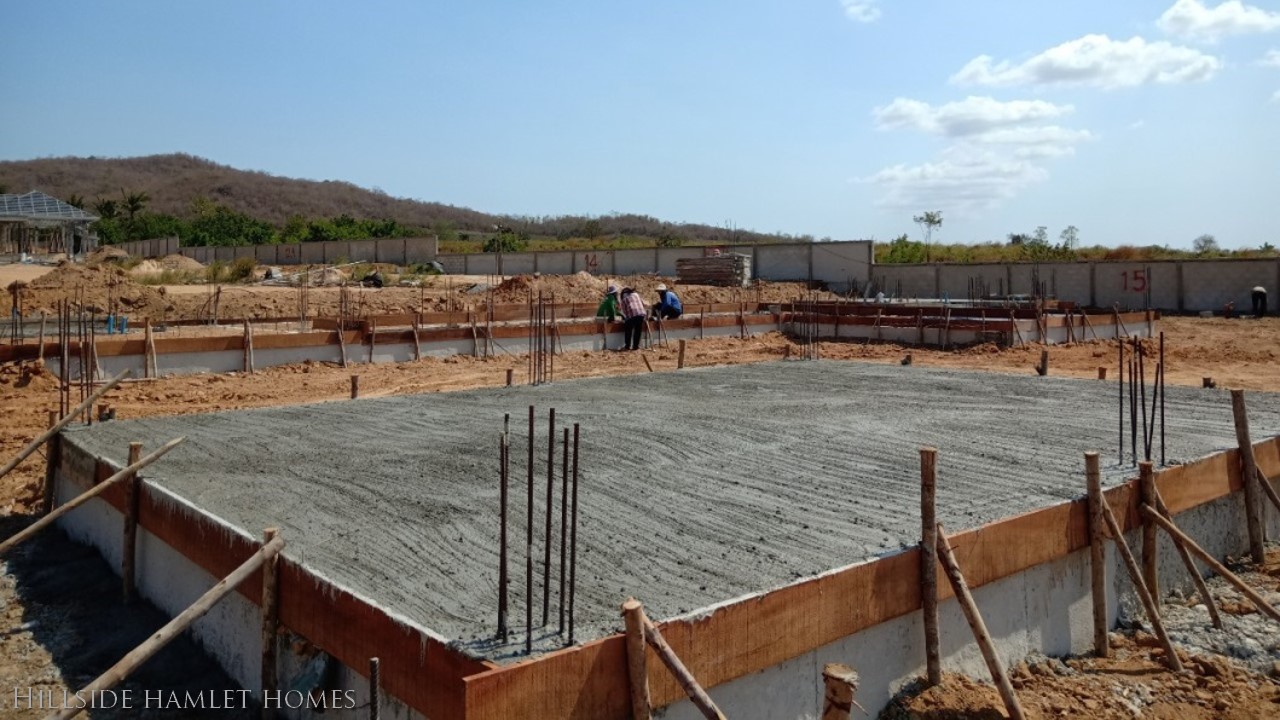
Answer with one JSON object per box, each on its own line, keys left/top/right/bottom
{"left": 1121, "top": 270, "right": 1146, "bottom": 293}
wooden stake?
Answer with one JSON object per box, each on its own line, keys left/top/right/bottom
{"left": 1097, "top": 492, "right": 1183, "bottom": 670}
{"left": 37, "top": 311, "right": 45, "bottom": 362}
{"left": 678, "top": 339, "right": 687, "bottom": 369}
{"left": 1258, "top": 468, "right": 1280, "bottom": 516}
{"left": 0, "top": 369, "right": 129, "bottom": 483}
{"left": 935, "top": 524, "right": 1026, "bottom": 720}
{"left": 143, "top": 319, "right": 154, "bottom": 379}
{"left": 337, "top": 327, "right": 348, "bottom": 368}
{"left": 506, "top": 368, "right": 514, "bottom": 387}
{"left": 122, "top": 442, "right": 142, "bottom": 604}
{"left": 242, "top": 320, "right": 254, "bottom": 374}
{"left": 1, "top": 437, "right": 186, "bottom": 556}
{"left": 1141, "top": 505, "right": 1280, "bottom": 623}
{"left": 1152, "top": 490, "right": 1222, "bottom": 629}
{"left": 1084, "top": 452, "right": 1109, "bottom": 658}
{"left": 641, "top": 612, "right": 726, "bottom": 720}
{"left": 919, "top": 447, "right": 941, "bottom": 686}
{"left": 42, "top": 409, "right": 59, "bottom": 515}
{"left": 642, "top": 353, "right": 654, "bottom": 373}
{"left": 412, "top": 318, "right": 422, "bottom": 361}
{"left": 1230, "top": 390, "right": 1266, "bottom": 563}
{"left": 1036, "top": 349, "right": 1049, "bottom": 376}
{"left": 47, "top": 532, "right": 285, "bottom": 720}
{"left": 821, "top": 663, "right": 863, "bottom": 720}
{"left": 351, "top": 375, "right": 359, "bottom": 400}
{"left": 1097, "top": 366, "right": 1107, "bottom": 380}
{"left": 622, "top": 599, "right": 653, "bottom": 720}
{"left": 368, "top": 319, "right": 377, "bottom": 364}
{"left": 1139, "top": 461, "right": 1159, "bottom": 600}
{"left": 261, "top": 527, "right": 281, "bottom": 719}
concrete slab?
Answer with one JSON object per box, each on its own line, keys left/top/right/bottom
{"left": 59, "top": 362, "right": 1280, "bottom": 663}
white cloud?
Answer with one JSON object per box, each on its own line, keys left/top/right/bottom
{"left": 840, "top": 0, "right": 881, "bottom": 23}
{"left": 1273, "top": 89, "right": 1280, "bottom": 103}
{"left": 865, "top": 148, "right": 1050, "bottom": 213}
{"left": 1261, "top": 49, "right": 1280, "bottom": 66}
{"left": 951, "top": 34, "right": 1222, "bottom": 89}
{"left": 1158, "top": 0, "right": 1280, "bottom": 43}
{"left": 866, "top": 97, "right": 1091, "bottom": 212}
{"left": 1130, "top": 119, "right": 1147, "bottom": 129}
{"left": 873, "top": 96, "right": 1074, "bottom": 137}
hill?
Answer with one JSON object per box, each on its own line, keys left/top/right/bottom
{"left": 0, "top": 154, "right": 803, "bottom": 246}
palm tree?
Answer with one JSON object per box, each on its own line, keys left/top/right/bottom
{"left": 66, "top": 193, "right": 86, "bottom": 209}
{"left": 121, "top": 189, "right": 150, "bottom": 220}
{"left": 93, "top": 198, "right": 119, "bottom": 220}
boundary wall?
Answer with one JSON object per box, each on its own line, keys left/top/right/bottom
{"left": 873, "top": 259, "right": 1280, "bottom": 314}
{"left": 51, "top": 420, "right": 1280, "bottom": 719}
{"left": 116, "top": 239, "right": 874, "bottom": 290}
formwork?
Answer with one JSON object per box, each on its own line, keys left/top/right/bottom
{"left": 48, "top": 362, "right": 1280, "bottom": 718}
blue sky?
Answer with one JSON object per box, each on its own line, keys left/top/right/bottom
{"left": 2, "top": 1, "right": 1277, "bottom": 248}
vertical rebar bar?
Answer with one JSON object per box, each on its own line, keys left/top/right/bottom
{"left": 369, "top": 657, "right": 380, "bottom": 720}
{"left": 568, "top": 422, "right": 580, "bottom": 645}
{"left": 542, "top": 408, "right": 555, "bottom": 626}
{"left": 1118, "top": 339, "right": 1124, "bottom": 464}
{"left": 1138, "top": 343, "right": 1148, "bottom": 461}
{"left": 558, "top": 426, "right": 569, "bottom": 634}
{"left": 1130, "top": 339, "right": 1138, "bottom": 465}
{"left": 1159, "top": 331, "right": 1166, "bottom": 466}
{"left": 498, "top": 430, "right": 509, "bottom": 640}
{"left": 525, "top": 405, "right": 535, "bottom": 653}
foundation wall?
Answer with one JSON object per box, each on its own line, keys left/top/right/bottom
{"left": 52, "top": 441, "right": 460, "bottom": 719}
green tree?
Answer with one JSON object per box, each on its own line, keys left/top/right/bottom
{"left": 431, "top": 219, "right": 458, "bottom": 244}
{"left": 483, "top": 231, "right": 527, "bottom": 253}
{"left": 65, "top": 194, "right": 86, "bottom": 209}
{"left": 121, "top": 189, "right": 150, "bottom": 220}
{"left": 1193, "top": 234, "right": 1219, "bottom": 255}
{"left": 1059, "top": 225, "right": 1079, "bottom": 251}
{"left": 93, "top": 198, "right": 120, "bottom": 220}
{"left": 912, "top": 211, "right": 943, "bottom": 262}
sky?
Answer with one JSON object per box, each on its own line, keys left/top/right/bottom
{"left": 2, "top": 0, "right": 1278, "bottom": 249}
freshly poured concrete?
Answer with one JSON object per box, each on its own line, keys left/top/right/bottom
{"left": 61, "top": 361, "right": 1280, "bottom": 661}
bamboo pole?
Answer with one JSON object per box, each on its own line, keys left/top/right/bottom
{"left": 919, "top": 447, "right": 941, "bottom": 686}
{"left": 1151, "top": 490, "right": 1222, "bottom": 629}
{"left": 48, "top": 532, "right": 285, "bottom": 720}
{"left": 261, "top": 527, "right": 280, "bottom": 720}
{"left": 1140, "top": 505, "right": 1280, "bottom": 623}
{"left": 641, "top": 612, "right": 726, "bottom": 720}
{"left": 821, "top": 664, "right": 863, "bottom": 720}
{"left": 0, "top": 437, "right": 186, "bottom": 556}
{"left": 1097, "top": 491, "right": 1183, "bottom": 670}
{"left": 1139, "top": 462, "right": 1159, "bottom": 600}
{"left": 1084, "top": 453, "right": 1109, "bottom": 658}
{"left": 122, "top": 442, "right": 142, "bottom": 603}
{"left": 0, "top": 369, "right": 129, "bottom": 483}
{"left": 935, "top": 524, "right": 1026, "bottom": 720}
{"left": 1230, "top": 390, "right": 1266, "bottom": 563}
{"left": 622, "top": 599, "right": 653, "bottom": 720}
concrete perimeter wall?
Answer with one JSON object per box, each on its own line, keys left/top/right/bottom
{"left": 874, "top": 259, "right": 1280, "bottom": 313}
{"left": 662, "top": 482, "right": 1279, "bottom": 720}
{"left": 435, "top": 241, "right": 873, "bottom": 290}
{"left": 128, "top": 237, "right": 440, "bottom": 268}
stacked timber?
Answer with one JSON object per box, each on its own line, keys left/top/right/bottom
{"left": 676, "top": 254, "right": 751, "bottom": 287}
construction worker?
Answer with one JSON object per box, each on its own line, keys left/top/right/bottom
{"left": 619, "top": 286, "right": 648, "bottom": 351}
{"left": 596, "top": 283, "right": 620, "bottom": 322}
{"left": 650, "top": 283, "right": 683, "bottom": 321}
{"left": 1252, "top": 285, "right": 1268, "bottom": 318}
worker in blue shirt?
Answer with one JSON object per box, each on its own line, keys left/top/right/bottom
{"left": 650, "top": 283, "right": 683, "bottom": 320}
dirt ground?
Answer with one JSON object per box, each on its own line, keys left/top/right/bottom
{"left": 3, "top": 266, "right": 1280, "bottom": 717}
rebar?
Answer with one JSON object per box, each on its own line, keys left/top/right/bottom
{"left": 558, "top": 426, "right": 569, "bottom": 635}
{"left": 542, "top": 408, "right": 555, "bottom": 626}
{"left": 526, "top": 405, "right": 534, "bottom": 654}
{"left": 568, "top": 422, "right": 580, "bottom": 645}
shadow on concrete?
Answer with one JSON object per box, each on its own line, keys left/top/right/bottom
{"left": 0, "top": 515, "right": 256, "bottom": 719}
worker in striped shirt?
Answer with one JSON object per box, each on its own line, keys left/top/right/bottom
{"left": 618, "top": 287, "right": 648, "bottom": 351}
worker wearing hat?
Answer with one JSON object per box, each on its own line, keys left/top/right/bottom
{"left": 650, "top": 283, "right": 683, "bottom": 321}
{"left": 596, "top": 283, "right": 620, "bottom": 323}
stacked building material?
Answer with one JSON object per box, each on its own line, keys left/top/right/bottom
{"left": 676, "top": 254, "right": 752, "bottom": 287}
